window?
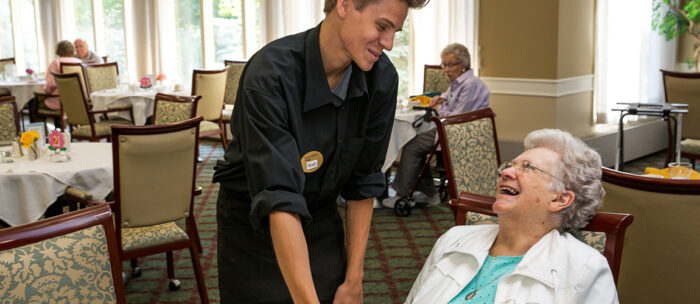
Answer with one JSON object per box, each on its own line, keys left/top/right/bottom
{"left": 100, "top": 0, "right": 127, "bottom": 72}
{"left": 18, "top": 0, "right": 39, "bottom": 72}
{"left": 174, "top": 0, "right": 202, "bottom": 84}
{"left": 213, "top": 0, "right": 245, "bottom": 63}
{"left": 73, "top": 0, "right": 95, "bottom": 48}
{"left": 385, "top": 15, "right": 410, "bottom": 97}
{"left": 0, "top": 0, "right": 13, "bottom": 59}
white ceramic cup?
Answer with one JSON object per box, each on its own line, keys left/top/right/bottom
{"left": 668, "top": 162, "right": 692, "bottom": 179}
{"left": 0, "top": 141, "right": 14, "bottom": 163}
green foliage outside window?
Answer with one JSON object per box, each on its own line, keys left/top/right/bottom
{"left": 385, "top": 15, "right": 410, "bottom": 97}
{"left": 653, "top": 0, "right": 700, "bottom": 71}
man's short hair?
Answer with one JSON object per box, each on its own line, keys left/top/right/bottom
{"left": 324, "top": 0, "right": 429, "bottom": 14}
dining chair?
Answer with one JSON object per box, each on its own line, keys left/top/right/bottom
{"left": 423, "top": 64, "right": 450, "bottom": 93}
{"left": 599, "top": 167, "right": 700, "bottom": 302}
{"left": 31, "top": 91, "right": 64, "bottom": 132}
{"left": 0, "top": 58, "right": 15, "bottom": 97}
{"left": 152, "top": 93, "right": 200, "bottom": 125}
{"left": 222, "top": 60, "right": 246, "bottom": 131}
{"left": 110, "top": 117, "right": 208, "bottom": 303}
{"left": 192, "top": 67, "right": 229, "bottom": 150}
{"left": 60, "top": 62, "right": 89, "bottom": 94}
{"left": 0, "top": 204, "right": 126, "bottom": 304}
{"left": 0, "top": 96, "right": 20, "bottom": 141}
{"left": 450, "top": 191, "right": 634, "bottom": 285}
{"left": 432, "top": 107, "right": 501, "bottom": 209}
{"left": 52, "top": 72, "right": 133, "bottom": 142}
{"left": 83, "top": 62, "right": 119, "bottom": 94}
{"left": 661, "top": 69, "right": 700, "bottom": 167}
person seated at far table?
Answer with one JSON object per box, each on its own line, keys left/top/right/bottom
{"left": 405, "top": 129, "right": 619, "bottom": 304}
{"left": 74, "top": 39, "right": 103, "bottom": 64}
{"left": 42, "top": 40, "right": 83, "bottom": 111}
{"left": 383, "top": 43, "right": 490, "bottom": 208}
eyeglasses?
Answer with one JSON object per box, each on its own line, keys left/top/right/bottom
{"left": 498, "top": 160, "right": 567, "bottom": 185}
{"left": 440, "top": 61, "right": 462, "bottom": 69}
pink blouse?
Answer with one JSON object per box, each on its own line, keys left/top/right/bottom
{"left": 42, "top": 57, "right": 82, "bottom": 110}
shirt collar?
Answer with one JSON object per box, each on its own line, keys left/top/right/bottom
{"left": 452, "top": 69, "right": 473, "bottom": 86}
{"left": 303, "top": 22, "right": 368, "bottom": 112}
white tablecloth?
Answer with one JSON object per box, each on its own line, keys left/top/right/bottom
{"left": 90, "top": 88, "right": 189, "bottom": 125}
{"left": 0, "top": 79, "right": 46, "bottom": 110}
{"left": 382, "top": 109, "right": 437, "bottom": 172}
{"left": 0, "top": 143, "right": 113, "bottom": 226}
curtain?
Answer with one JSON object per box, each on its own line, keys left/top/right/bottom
{"left": 594, "top": 0, "right": 676, "bottom": 124}
{"left": 259, "top": 0, "right": 325, "bottom": 43}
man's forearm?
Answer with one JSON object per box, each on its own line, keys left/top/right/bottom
{"left": 344, "top": 198, "right": 374, "bottom": 282}
{"left": 269, "top": 211, "right": 320, "bottom": 304}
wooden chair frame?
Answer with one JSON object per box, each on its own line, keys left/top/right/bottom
{"left": 432, "top": 108, "right": 502, "bottom": 203}
{"left": 0, "top": 96, "right": 20, "bottom": 139}
{"left": 450, "top": 191, "right": 634, "bottom": 284}
{"left": 52, "top": 72, "right": 133, "bottom": 142}
{"left": 152, "top": 93, "right": 200, "bottom": 125}
{"left": 0, "top": 204, "right": 126, "bottom": 303}
{"left": 191, "top": 67, "right": 229, "bottom": 150}
{"left": 661, "top": 69, "right": 700, "bottom": 167}
{"left": 603, "top": 167, "right": 700, "bottom": 195}
{"left": 110, "top": 117, "right": 208, "bottom": 303}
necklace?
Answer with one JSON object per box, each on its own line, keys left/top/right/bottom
{"left": 464, "top": 268, "right": 508, "bottom": 300}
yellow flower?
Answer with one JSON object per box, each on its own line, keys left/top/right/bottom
{"left": 20, "top": 131, "right": 40, "bottom": 148}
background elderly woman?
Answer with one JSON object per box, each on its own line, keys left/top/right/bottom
{"left": 405, "top": 129, "right": 618, "bottom": 303}
{"left": 42, "top": 40, "right": 82, "bottom": 110}
{"left": 383, "top": 43, "right": 490, "bottom": 208}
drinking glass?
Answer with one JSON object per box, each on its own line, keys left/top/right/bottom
{"left": 668, "top": 162, "right": 692, "bottom": 179}
{"left": 0, "top": 141, "right": 13, "bottom": 163}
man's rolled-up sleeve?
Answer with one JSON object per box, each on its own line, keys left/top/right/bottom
{"left": 340, "top": 74, "right": 398, "bottom": 200}
{"left": 239, "top": 88, "right": 311, "bottom": 231}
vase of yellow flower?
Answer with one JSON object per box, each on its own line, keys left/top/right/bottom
{"left": 20, "top": 130, "right": 41, "bottom": 160}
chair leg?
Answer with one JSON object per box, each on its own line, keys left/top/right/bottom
{"left": 189, "top": 245, "right": 209, "bottom": 303}
{"left": 166, "top": 251, "right": 181, "bottom": 290}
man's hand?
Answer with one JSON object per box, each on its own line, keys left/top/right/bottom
{"left": 429, "top": 96, "right": 445, "bottom": 110}
{"left": 332, "top": 280, "right": 363, "bottom": 304}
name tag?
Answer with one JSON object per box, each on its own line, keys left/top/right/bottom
{"left": 301, "top": 151, "right": 323, "bottom": 173}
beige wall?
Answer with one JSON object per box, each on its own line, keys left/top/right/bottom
{"left": 557, "top": 0, "right": 595, "bottom": 78}
{"left": 677, "top": 33, "right": 697, "bottom": 67}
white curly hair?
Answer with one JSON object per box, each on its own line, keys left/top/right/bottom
{"left": 523, "top": 129, "right": 605, "bottom": 232}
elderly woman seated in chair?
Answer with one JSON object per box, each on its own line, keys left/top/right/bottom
{"left": 405, "top": 129, "right": 618, "bottom": 303}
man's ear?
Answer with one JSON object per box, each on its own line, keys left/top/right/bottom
{"left": 549, "top": 190, "right": 575, "bottom": 212}
{"left": 336, "top": 0, "right": 352, "bottom": 19}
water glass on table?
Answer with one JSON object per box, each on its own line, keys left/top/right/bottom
{"left": 668, "top": 162, "right": 692, "bottom": 179}
{"left": 0, "top": 141, "right": 13, "bottom": 163}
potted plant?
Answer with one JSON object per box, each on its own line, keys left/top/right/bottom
{"left": 653, "top": 0, "right": 700, "bottom": 71}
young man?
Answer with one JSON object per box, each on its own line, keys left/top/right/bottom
{"left": 213, "top": 0, "right": 429, "bottom": 302}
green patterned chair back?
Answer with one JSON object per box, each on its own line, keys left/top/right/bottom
{"left": 192, "top": 67, "right": 228, "bottom": 121}
{"left": 0, "top": 204, "right": 126, "bottom": 303}
{"left": 434, "top": 108, "right": 501, "bottom": 200}
{"left": 0, "top": 57, "right": 15, "bottom": 73}
{"left": 153, "top": 93, "right": 200, "bottom": 125}
{"left": 112, "top": 117, "right": 201, "bottom": 228}
{"left": 423, "top": 64, "right": 450, "bottom": 93}
{"left": 662, "top": 70, "right": 700, "bottom": 140}
{"left": 60, "top": 62, "right": 89, "bottom": 94}
{"left": 84, "top": 62, "right": 119, "bottom": 93}
{"left": 0, "top": 97, "right": 19, "bottom": 141}
{"left": 224, "top": 60, "right": 246, "bottom": 105}
{"left": 53, "top": 72, "right": 91, "bottom": 125}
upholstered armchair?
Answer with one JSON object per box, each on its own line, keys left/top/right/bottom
{"left": 661, "top": 69, "right": 700, "bottom": 167}
{"left": 432, "top": 108, "right": 502, "bottom": 203}
{"left": 110, "top": 117, "right": 208, "bottom": 303}
{"left": 192, "top": 67, "right": 229, "bottom": 150}
{"left": 152, "top": 93, "right": 200, "bottom": 125}
{"left": 0, "top": 204, "right": 126, "bottom": 304}
{"left": 0, "top": 57, "right": 14, "bottom": 97}
{"left": 600, "top": 168, "right": 700, "bottom": 302}
{"left": 423, "top": 64, "right": 450, "bottom": 93}
{"left": 0, "top": 96, "right": 20, "bottom": 141}
{"left": 52, "top": 72, "right": 133, "bottom": 142}
{"left": 31, "top": 91, "right": 64, "bottom": 132}
{"left": 60, "top": 62, "right": 89, "bottom": 94}
{"left": 450, "top": 191, "right": 633, "bottom": 285}
{"left": 83, "top": 62, "right": 119, "bottom": 94}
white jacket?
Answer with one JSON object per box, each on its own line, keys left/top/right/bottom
{"left": 405, "top": 225, "right": 619, "bottom": 304}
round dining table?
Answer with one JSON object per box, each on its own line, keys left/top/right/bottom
{"left": 0, "top": 142, "right": 113, "bottom": 226}
{"left": 0, "top": 79, "right": 46, "bottom": 110}
{"left": 90, "top": 87, "right": 190, "bottom": 125}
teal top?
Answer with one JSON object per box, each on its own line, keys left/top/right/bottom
{"left": 448, "top": 255, "right": 523, "bottom": 304}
